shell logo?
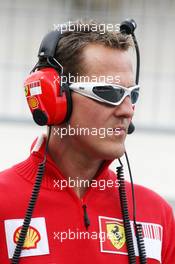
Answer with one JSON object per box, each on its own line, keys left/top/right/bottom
{"left": 13, "top": 226, "right": 41, "bottom": 249}
{"left": 28, "top": 96, "right": 39, "bottom": 109}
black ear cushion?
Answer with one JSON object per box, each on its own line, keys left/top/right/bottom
{"left": 63, "top": 84, "right": 72, "bottom": 123}
{"left": 33, "top": 109, "right": 48, "bottom": 126}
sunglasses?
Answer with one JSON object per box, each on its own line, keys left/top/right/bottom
{"left": 69, "top": 82, "right": 140, "bottom": 106}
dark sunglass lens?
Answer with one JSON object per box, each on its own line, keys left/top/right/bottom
{"left": 131, "top": 89, "right": 139, "bottom": 104}
{"left": 92, "top": 86, "right": 125, "bottom": 103}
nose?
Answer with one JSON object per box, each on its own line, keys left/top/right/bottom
{"left": 113, "top": 95, "right": 134, "bottom": 119}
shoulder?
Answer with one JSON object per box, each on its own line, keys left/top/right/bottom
{"left": 0, "top": 157, "right": 39, "bottom": 220}
{"left": 0, "top": 166, "right": 17, "bottom": 185}
{"left": 130, "top": 182, "right": 173, "bottom": 213}
{"left": 108, "top": 168, "right": 174, "bottom": 217}
{"left": 0, "top": 156, "right": 34, "bottom": 189}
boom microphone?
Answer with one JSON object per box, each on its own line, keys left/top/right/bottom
{"left": 120, "top": 19, "right": 140, "bottom": 135}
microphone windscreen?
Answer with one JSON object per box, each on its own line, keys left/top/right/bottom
{"left": 120, "top": 19, "right": 137, "bottom": 35}
{"left": 128, "top": 122, "right": 135, "bottom": 134}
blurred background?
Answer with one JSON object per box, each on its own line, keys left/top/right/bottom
{"left": 0, "top": 0, "right": 175, "bottom": 210}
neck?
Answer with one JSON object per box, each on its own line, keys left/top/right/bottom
{"left": 48, "top": 132, "right": 104, "bottom": 198}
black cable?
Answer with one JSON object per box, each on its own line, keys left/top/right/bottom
{"left": 125, "top": 152, "right": 147, "bottom": 264}
{"left": 131, "top": 33, "right": 140, "bottom": 85}
{"left": 124, "top": 152, "right": 136, "bottom": 223}
{"left": 120, "top": 20, "right": 147, "bottom": 263}
{"left": 117, "top": 159, "right": 136, "bottom": 264}
{"left": 11, "top": 126, "right": 52, "bottom": 264}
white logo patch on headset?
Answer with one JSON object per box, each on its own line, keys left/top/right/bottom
{"left": 4, "top": 217, "right": 49, "bottom": 259}
{"left": 99, "top": 216, "right": 163, "bottom": 262}
{"left": 29, "top": 80, "right": 42, "bottom": 96}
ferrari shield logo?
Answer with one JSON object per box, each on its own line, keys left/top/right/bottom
{"left": 106, "top": 222, "right": 126, "bottom": 249}
{"left": 99, "top": 216, "right": 128, "bottom": 254}
{"left": 99, "top": 216, "right": 163, "bottom": 262}
{"left": 25, "top": 85, "right": 29, "bottom": 97}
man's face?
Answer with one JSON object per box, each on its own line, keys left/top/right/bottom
{"left": 68, "top": 44, "right": 135, "bottom": 160}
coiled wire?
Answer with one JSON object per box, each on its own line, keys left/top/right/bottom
{"left": 117, "top": 161, "right": 136, "bottom": 264}
{"left": 135, "top": 224, "right": 147, "bottom": 264}
{"left": 11, "top": 126, "right": 52, "bottom": 264}
{"left": 124, "top": 152, "right": 147, "bottom": 264}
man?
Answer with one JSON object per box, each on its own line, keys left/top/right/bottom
{"left": 0, "top": 21, "right": 174, "bottom": 264}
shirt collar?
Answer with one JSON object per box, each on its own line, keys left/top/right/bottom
{"left": 15, "top": 134, "right": 114, "bottom": 191}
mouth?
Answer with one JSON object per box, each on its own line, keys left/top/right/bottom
{"left": 113, "top": 127, "right": 127, "bottom": 136}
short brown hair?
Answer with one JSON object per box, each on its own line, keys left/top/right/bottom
{"left": 55, "top": 20, "right": 133, "bottom": 76}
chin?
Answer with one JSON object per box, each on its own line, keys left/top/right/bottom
{"left": 76, "top": 136, "right": 126, "bottom": 160}
{"left": 106, "top": 147, "right": 125, "bottom": 160}
{"left": 94, "top": 142, "right": 126, "bottom": 160}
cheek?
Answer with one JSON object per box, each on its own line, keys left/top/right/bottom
{"left": 70, "top": 94, "right": 110, "bottom": 129}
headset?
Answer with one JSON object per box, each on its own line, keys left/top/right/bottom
{"left": 12, "top": 19, "right": 146, "bottom": 264}
{"left": 24, "top": 20, "right": 138, "bottom": 133}
{"left": 24, "top": 30, "right": 72, "bottom": 126}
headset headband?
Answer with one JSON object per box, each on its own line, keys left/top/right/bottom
{"left": 38, "top": 30, "right": 62, "bottom": 59}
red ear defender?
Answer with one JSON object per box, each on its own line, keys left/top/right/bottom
{"left": 24, "top": 30, "right": 72, "bottom": 126}
{"left": 24, "top": 67, "right": 69, "bottom": 126}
